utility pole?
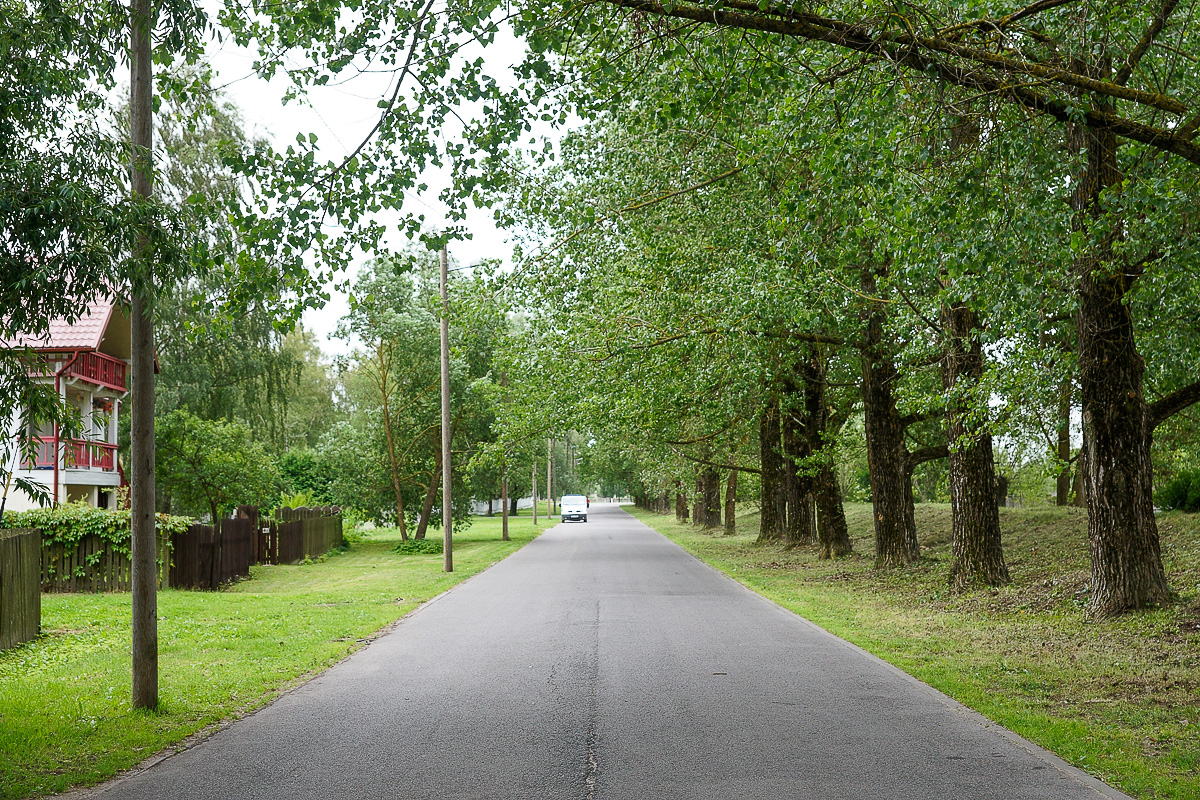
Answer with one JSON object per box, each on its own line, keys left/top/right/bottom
{"left": 500, "top": 371, "right": 508, "bottom": 541}
{"left": 129, "top": 0, "right": 157, "bottom": 711}
{"left": 440, "top": 245, "right": 452, "bottom": 572}
{"left": 547, "top": 438, "right": 554, "bottom": 517}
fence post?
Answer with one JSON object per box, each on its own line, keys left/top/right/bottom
{"left": 1, "top": 529, "right": 42, "bottom": 650}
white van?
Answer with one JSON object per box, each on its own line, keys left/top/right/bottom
{"left": 560, "top": 494, "right": 589, "bottom": 523}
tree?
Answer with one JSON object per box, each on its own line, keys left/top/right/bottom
{"left": 156, "top": 409, "right": 281, "bottom": 522}
{"left": 339, "top": 255, "right": 442, "bottom": 536}
{"left": 218, "top": 0, "right": 1199, "bottom": 614}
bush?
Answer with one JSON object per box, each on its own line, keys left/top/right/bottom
{"left": 392, "top": 538, "right": 443, "bottom": 555}
{"left": 277, "top": 449, "right": 336, "bottom": 505}
{"left": 1156, "top": 469, "right": 1200, "bottom": 512}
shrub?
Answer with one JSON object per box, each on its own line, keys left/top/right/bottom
{"left": 392, "top": 538, "right": 443, "bottom": 555}
{"left": 1156, "top": 469, "right": 1200, "bottom": 512}
{"left": 1, "top": 502, "right": 192, "bottom": 555}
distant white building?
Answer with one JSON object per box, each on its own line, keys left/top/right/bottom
{"left": 2, "top": 300, "right": 130, "bottom": 510}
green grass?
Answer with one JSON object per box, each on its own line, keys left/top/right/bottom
{"left": 0, "top": 514, "right": 551, "bottom": 800}
{"left": 630, "top": 503, "right": 1200, "bottom": 800}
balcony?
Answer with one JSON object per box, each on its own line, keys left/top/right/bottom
{"left": 67, "top": 352, "right": 127, "bottom": 393}
{"left": 25, "top": 351, "right": 127, "bottom": 393}
{"left": 28, "top": 438, "right": 118, "bottom": 472}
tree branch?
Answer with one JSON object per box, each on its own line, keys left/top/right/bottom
{"left": 603, "top": 0, "right": 1200, "bottom": 165}
{"left": 908, "top": 444, "right": 950, "bottom": 466}
{"left": 1149, "top": 380, "right": 1200, "bottom": 430}
{"left": 938, "top": 0, "right": 1081, "bottom": 39}
{"left": 1114, "top": 0, "right": 1180, "bottom": 87}
{"left": 676, "top": 0, "right": 1188, "bottom": 113}
{"left": 899, "top": 410, "right": 942, "bottom": 428}
{"left": 670, "top": 446, "right": 762, "bottom": 475}
{"left": 536, "top": 165, "right": 746, "bottom": 261}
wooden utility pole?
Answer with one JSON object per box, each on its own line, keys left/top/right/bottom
{"left": 547, "top": 438, "right": 554, "bottom": 516}
{"left": 129, "top": 0, "right": 157, "bottom": 710}
{"left": 440, "top": 246, "right": 452, "bottom": 572}
{"left": 500, "top": 371, "right": 509, "bottom": 541}
{"left": 501, "top": 462, "right": 509, "bottom": 541}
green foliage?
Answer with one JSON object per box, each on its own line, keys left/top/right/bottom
{"left": 277, "top": 490, "right": 323, "bottom": 510}
{"left": 278, "top": 449, "right": 337, "bottom": 505}
{"left": 150, "top": 83, "right": 341, "bottom": 455}
{"left": 1, "top": 502, "right": 192, "bottom": 556}
{"left": 1157, "top": 470, "right": 1200, "bottom": 513}
{"left": 392, "top": 537, "right": 444, "bottom": 555}
{"left": 156, "top": 410, "right": 282, "bottom": 521}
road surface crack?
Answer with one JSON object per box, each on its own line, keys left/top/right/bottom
{"left": 585, "top": 599, "right": 600, "bottom": 800}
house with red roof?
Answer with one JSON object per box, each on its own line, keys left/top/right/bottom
{"left": 2, "top": 300, "right": 130, "bottom": 511}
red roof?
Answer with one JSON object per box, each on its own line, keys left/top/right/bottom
{"left": 1, "top": 300, "right": 117, "bottom": 351}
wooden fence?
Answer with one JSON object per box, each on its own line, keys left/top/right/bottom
{"left": 169, "top": 506, "right": 343, "bottom": 590}
{"left": 1, "top": 528, "right": 41, "bottom": 650}
{"left": 272, "top": 506, "right": 343, "bottom": 566}
{"left": 42, "top": 534, "right": 170, "bottom": 592}
{"left": 169, "top": 516, "right": 257, "bottom": 591}
{"left": 1, "top": 505, "right": 344, "bottom": 597}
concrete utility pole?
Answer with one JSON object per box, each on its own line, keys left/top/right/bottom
{"left": 547, "top": 438, "right": 554, "bottom": 516}
{"left": 129, "top": 0, "right": 157, "bottom": 711}
{"left": 440, "top": 246, "right": 452, "bottom": 572}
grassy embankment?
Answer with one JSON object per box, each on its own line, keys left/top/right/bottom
{"left": 630, "top": 502, "right": 1200, "bottom": 800}
{"left": 0, "top": 514, "right": 551, "bottom": 800}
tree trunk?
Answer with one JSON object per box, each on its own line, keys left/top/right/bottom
{"left": 805, "top": 352, "right": 852, "bottom": 559}
{"left": 723, "top": 469, "right": 737, "bottom": 536}
{"left": 377, "top": 344, "right": 407, "bottom": 540}
{"left": 1071, "top": 86, "right": 1170, "bottom": 615}
{"left": 860, "top": 264, "right": 919, "bottom": 567}
{"left": 129, "top": 0, "right": 157, "bottom": 711}
{"left": 814, "top": 456, "right": 852, "bottom": 559}
{"left": 781, "top": 386, "right": 815, "bottom": 547}
{"left": 1072, "top": 444, "right": 1086, "bottom": 508}
{"left": 943, "top": 302, "right": 1010, "bottom": 589}
{"left": 415, "top": 448, "right": 442, "bottom": 540}
{"left": 757, "top": 396, "right": 784, "bottom": 542}
{"left": 702, "top": 466, "right": 721, "bottom": 529}
{"left": 531, "top": 458, "right": 538, "bottom": 524}
{"left": 675, "top": 480, "right": 689, "bottom": 523}
{"left": 1079, "top": 270, "right": 1169, "bottom": 613}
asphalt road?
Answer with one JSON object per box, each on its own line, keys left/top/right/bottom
{"left": 76, "top": 503, "right": 1130, "bottom": 800}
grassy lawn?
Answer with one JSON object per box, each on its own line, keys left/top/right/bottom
{"left": 629, "top": 503, "right": 1200, "bottom": 800}
{"left": 0, "top": 514, "right": 551, "bottom": 800}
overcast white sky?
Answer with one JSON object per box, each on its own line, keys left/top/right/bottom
{"left": 205, "top": 17, "right": 536, "bottom": 355}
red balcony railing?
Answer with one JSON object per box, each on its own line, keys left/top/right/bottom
{"left": 22, "top": 351, "right": 127, "bottom": 393}
{"left": 26, "top": 438, "right": 118, "bottom": 471}
{"left": 68, "top": 351, "right": 127, "bottom": 392}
